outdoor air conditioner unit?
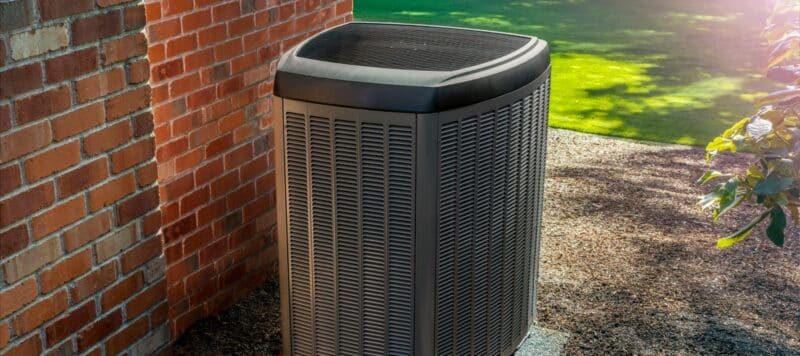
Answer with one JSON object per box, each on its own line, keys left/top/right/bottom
{"left": 273, "top": 22, "right": 550, "bottom": 356}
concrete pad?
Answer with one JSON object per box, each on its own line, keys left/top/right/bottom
{"left": 514, "top": 325, "right": 570, "bottom": 355}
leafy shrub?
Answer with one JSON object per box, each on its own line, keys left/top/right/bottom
{"left": 700, "top": 0, "right": 800, "bottom": 248}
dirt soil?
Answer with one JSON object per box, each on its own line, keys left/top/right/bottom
{"left": 174, "top": 129, "right": 800, "bottom": 355}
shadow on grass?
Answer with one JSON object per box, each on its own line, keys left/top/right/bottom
{"left": 356, "top": 0, "right": 778, "bottom": 145}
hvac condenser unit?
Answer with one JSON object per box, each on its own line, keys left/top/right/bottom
{"left": 274, "top": 22, "right": 551, "bottom": 356}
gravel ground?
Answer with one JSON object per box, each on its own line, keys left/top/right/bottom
{"left": 175, "top": 129, "right": 800, "bottom": 355}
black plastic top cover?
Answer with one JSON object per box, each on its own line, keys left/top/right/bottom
{"left": 275, "top": 22, "right": 550, "bottom": 113}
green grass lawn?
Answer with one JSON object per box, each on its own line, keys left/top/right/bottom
{"left": 355, "top": 0, "right": 776, "bottom": 145}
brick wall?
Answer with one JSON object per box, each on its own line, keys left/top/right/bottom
{"left": 0, "top": 0, "right": 168, "bottom": 355}
{"left": 1, "top": 0, "right": 352, "bottom": 353}
{"left": 144, "top": 0, "right": 352, "bottom": 339}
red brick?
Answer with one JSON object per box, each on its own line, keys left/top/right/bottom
{"left": 217, "top": 75, "right": 244, "bottom": 98}
{"left": 0, "top": 181, "right": 55, "bottom": 226}
{"left": 219, "top": 110, "right": 245, "bottom": 133}
{"left": 163, "top": 0, "right": 193, "bottom": 16}
{"left": 52, "top": 103, "right": 106, "bottom": 140}
{"left": 224, "top": 142, "right": 253, "bottom": 170}
{"left": 64, "top": 210, "right": 112, "bottom": 252}
{"left": 148, "top": 43, "right": 166, "bottom": 64}
{"left": 0, "top": 224, "right": 28, "bottom": 259}
{"left": 227, "top": 181, "right": 254, "bottom": 209}
{"left": 0, "top": 121, "right": 51, "bottom": 161}
{"left": 143, "top": 210, "right": 161, "bottom": 236}
{"left": 14, "top": 85, "right": 71, "bottom": 124}
{"left": 101, "top": 272, "right": 144, "bottom": 311}
{"left": 58, "top": 158, "right": 109, "bottom": 198}
{"left": 126, "top": 279, "right": 166, "bottom": 319}
{"left": 111, "top": 137, "right": 155, "bottom": 173}
{"left": 163, "top": 214, "right": 197, "bottom": 244}
{"left": 336, "top": 1, "right": 353, "bottom": 16}
{"left": 213, "top": 38, "right": 243, "bottom": 61}
{"left": 170, "top": 72, "right": 201, "bottom": 97}
{"left": 75, "top": 68, "right": 126, "bottom": 103}
{"left": 175, "top": 147, "right": 204, "bottom": 174}
{"left": 203, "top": 134, "right": 232, "bottom": 161}
{"left": 70, "top": 262, "right": 117, "bottom": 301}
{"left": 5, "top": 334, "right": 43, "bottom": 356}
{"left": 228, "top": 15, "right": 255, "bottom": 36}
{"left": 106, "top": 86, "right": 150, "bottom": 121}
{"left": 84, "top": 121, "right": 132, "bottom": 157}
{"left": 105, "top": 316, "right": 148, "bottom": 355}
{"left": 88, "top": 173, "right": 136, "bottom": 212}
{"left": 156, "top": 137, "right": 189, "bottom": 162}
{"left": 210, "top": 170, "right": 239, "bottom": 198}
{"left": 180, "top": 186, "right": 210, "bottom": 215}
{"left": 269, "top": 20, "right": 294, "bottom": 39}
{"left": 0, "top": 62, "right": 43, "bottom": 98}
{"left": 183, "top": 225, "right": 211, "bottom": 254}
{"left": 44, "top": 300, "right": 96, "bottom": 347}
{"left": 147, "top": 18, "right": 181, "bottom": 42}
{"left": 0, "top": 104, "right": 10, "bottom": 132}
{"left": 241, "top": 155, "right": 268, "bottom": 182}
{"left": 199, "top": 24, "right": 227, "bottom": 46}
{"left": 145, "top": 2, "right": 161, "bottom": 21}
{"left": 187, "top": 86, "right": 216, "bottom": 110}
{"left": 0, "top": 277, "right": 37, "bottom": 319}
{"left": 184, "top": 48, "right": 214, "bottom": 72}
{"left": 45, "top": 47, "right": 98, "bottom": 83}
{"left": 31, "top": 194, "right": 86, "bottom": 240}
{"left": 36, "top": 0, "right": 93, "bottom": 20}
{"left": 13, "top": 289, "right": 69, "bottom": 334}
{"left": 0, "top": 164, "right": 21, "bottom": 195}
{"left": 129, "top": 59, "right": 150, "bottom": 84}
{"left": 137, "top": 161, "right": 158, "bottom": 187}
{"left": 40, "top": 249, "right": 93, "bottom": 293}
{"left": 199, "top": 237, "right": 227, "bottom": 266}
{"left": 231, "top": 52, "right": 259, "bottom": 74}
{"left": 212, "top": 2, "right": 239, "bottom": 22}
{"left": 133, "top": 112, "right": 154, "bottom": 138}
{"left": 182, "top": 8, "right": 211, "bottom": 32}
{"left": 195, "top": 157, "right": 223, "bottom": 186}
{"left": 102, "top": 34, "right": 147, "bottom": 66}
{"left": 24, "top": 140, "right": 81, "bottom": 182}
{"left": 72, "top": 11, "right": 121, "bottom": 45}
{"left": 160, "top": 172, "right": 193, "bottom": 200}
{"left": 0, "top": 321, "right": 8, "bottom": 350}
{"left": 151, "top": 58, "right": 183, "bottom": 82}
{"left": 77, "top": 309, "right": 123, "bottom": 351}
{"left": 117, "top": 186, "right": 159, "bottom": 225}
{"left": 121, "top": 237, "right": 161, "bottom": 273}
{"left": 124, "top": 4, "right": 147, "bottom": 30}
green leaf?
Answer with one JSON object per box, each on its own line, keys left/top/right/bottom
{"left": 766, "top": 207, "right": 787, "bottom": 247}
{"left": 753, "top": 174, "right": 794, "bottom": 196}
{"left": 696, "top": 170, "right": 728, "bottom": 185}
{"left": 714, "top": 180, "right": 741, "bottom": 221}
{"left": 717, "top": 211, "right": 771, "bottom": 249}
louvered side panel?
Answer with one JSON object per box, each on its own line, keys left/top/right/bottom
{"left": 285, "top": 113, "right": 314, "bottom": 355}
{"left": 309, "top": 117, "right": 336, "bottom": 356}
{"left": 360, "top": 123, "right": 387, "bottom": 355}
{"left": 517, "top": 95, "right": 534, "bottom": 337}
{"left": 530, "top": 80, "right": 551, "bottom": 317}
{"left": 387, "top": 125, "right": 414, "bottom": 356}
{"left": 435, "top": 121, "right": 459, "bottom": 355}
{"left": 472, "top": 112, "right": 495, "bottom": 355}
{"left": 334, "top": 120, "right": 362, "bottom": 355}
{"left": 454, "top": 116, "right": 478, "bottom": 356}
{"left": 501, "top": 104, "right": 519, "bottom": 351}
{"left": 487, "top": 108, "right": 508, "bottom": 356}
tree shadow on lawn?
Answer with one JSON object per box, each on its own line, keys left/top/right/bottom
{"left": 538, "top": 146, "right": 800, "bottom": 353}
{"left": 356, "top": 0, "right": 778, "bottom": 145}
